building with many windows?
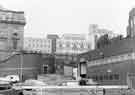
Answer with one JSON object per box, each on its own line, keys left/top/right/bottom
{"left": 46, "top": 34, "right": 59, "bottom": 54}
{"left": 0, "top": 6, "right": 26, "bottom": 51}
{"left": 54, "top": 34, "right": 89, "bottom": 78}
{"left": 0, "top": 7, "right": 42, "bottom": 81}
{"left": 56, "top": 27, "right": 118, "bottom": 55}
{"left": 56, "top": 34, "right": 91, "bottom": 54}
{"left": 88, "top": 24, "right": 118, "bottom": 49}
{"left": 78, "top": 8, "right": 135, "bottom": 88}
{"left": 23, "top": 37, "right": 52, "bottom": 54}
{"left": 54, "top": 30, "right": 118, "bottom": 78}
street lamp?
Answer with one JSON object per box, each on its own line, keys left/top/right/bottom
{"left": 13, "top": 50, "right": 24, "bottom": 82}
{"left": 20, "top": 50, "right": 23, "bottom": 82}
{"left": 12, "top": 33, "right": 24, "bottom": 82}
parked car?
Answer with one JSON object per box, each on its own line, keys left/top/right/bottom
{"left": 60, "top": 80, "right": 79, "bottom": 86}
{"left": 0, "top": 80, "right": 17, "bottom": 95}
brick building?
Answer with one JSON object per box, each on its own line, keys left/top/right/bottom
{"left": 0, "top": 51, "right": 42, "bottom": 81}
{"left": 79, "top": 37, "right": 135, "bottom": 85}
{"left": 40, "top": 54, "right": 55, "bottom": 74}
{"left": 88, "top": 24, "right": 118, "bottom": 49}
{"left": 78, "top": 8, "right": 135, "bottom": 88}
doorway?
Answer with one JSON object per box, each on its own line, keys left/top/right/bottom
{"left": 127, "top": 73, "right": 135, "bottom": 89}
{"left": 43, "top": 65, "right": 49, "bottom": 74}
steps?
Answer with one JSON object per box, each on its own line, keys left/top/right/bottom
{"left": 37, "top": 74, "right": 73, "bottom": 85}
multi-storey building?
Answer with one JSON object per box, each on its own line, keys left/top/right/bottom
{"left": 40, "top": 34, "right": 59, "bottom": 75}
{"left": 0, "top": 7, "right": 26, "bottom": 51}
{"left": 56, "top": 25, "right": 118, "bottom": 55}
{"left": 88, "top": 24, "right": 118, "bottom": 49}
{"left": 55, "top": 31, "right": 117, "bottom": 77}
{"left": 0, "top": 7, "right": 41, "bottom": 81}
{"left": 55, "top": 34, "right": 89, "bottom": 77}
{"left": 0, "top": 7, "right": 26, "bottom": 61}
{"left": 56, "top": 34, "right": 91, "bottom": 54}
{"left": 23, "top": 37, "right": 52, "bottom": 54}
{"left": 47, "top": 34, "right": 59, "bottom": 54}
{"left": 78, "top": 8, "right": 135, "bottom": 88}
{"left": 127, "top": 8, "right": 135, "bottom": 38}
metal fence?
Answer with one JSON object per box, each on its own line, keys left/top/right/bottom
{"left": 13, "top": 85, "right": 133, "bottom": 95}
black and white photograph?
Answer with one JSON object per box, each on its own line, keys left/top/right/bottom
{"left": 0, "top": 0, "right": 134, "bottom": 95}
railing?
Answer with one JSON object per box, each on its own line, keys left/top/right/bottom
{"left": 0, "top": 52, "right": 18, "bottom": 64}
{"left": 13, "top": 85, "right": 130, "bottom": 95}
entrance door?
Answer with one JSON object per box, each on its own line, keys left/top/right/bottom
{"left": 80, "top": 61, "right": 87, "bottom": 78}
{"left": 43, "top": 65, "right": 48, "bottom": 74}
{"left": 127, "top": 73, "right": 135, "bottom": 89}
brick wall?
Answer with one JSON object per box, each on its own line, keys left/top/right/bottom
{"left": 87, "top": 60, "right": 135, "bottom": 85}
{"left": 0, "top": 53, "right": 42, "bottom": 81}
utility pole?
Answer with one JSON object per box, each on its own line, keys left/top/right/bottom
{"left": 20, "top": 51, "right": 23, "bottom": 82}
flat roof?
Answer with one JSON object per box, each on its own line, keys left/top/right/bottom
{"left": 79, "top": 37, "right": 135, "bottom": 61}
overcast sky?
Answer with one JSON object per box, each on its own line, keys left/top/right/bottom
{"left": 1, "top": 0, "right": 135, "bottom": 38}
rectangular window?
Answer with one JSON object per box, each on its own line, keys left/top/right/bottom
{"left": 12, "top": 39, "right": 18, "bottom": 49}
{"left": 91, "top": 73, "right": 119, "bottom": 81}
{"left": 95, "top": 76, "right": 98, "bottom": 81}
{"left": 114, "top": 74, "right": 119, "bottom": 80}
{"left": 89, "top": 73, "right": 120, "bottom": 83}
{"left": 103, "top": 75, "right": 109, "bottom": 80}
{"left": 109, "top": 75, "right": 113, "bottom": 80}
{"left": 99, "top": 75, "right": 103, "bottom": 81}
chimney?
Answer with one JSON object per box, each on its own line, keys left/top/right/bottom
{"left": 127, "top": 8, "right": 135, "bottom": 37}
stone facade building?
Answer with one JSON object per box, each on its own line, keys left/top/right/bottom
{"left": 0, "top": 8, "right": 26, "bottom": 51}
{"left": 0, "top": 7, "right": 43, "bottom": 81}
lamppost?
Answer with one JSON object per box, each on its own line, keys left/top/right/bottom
{"left": 20, "top": 50, "right": 23, "bottom": 82}
{"left": 12, "top": 33, "right": 24, "bottom": 81}
{"left": 13, "top": 50, "right": 24, "bottom": 82}
{"left": 5, "top": 50, "right": 24, "bottom": 82}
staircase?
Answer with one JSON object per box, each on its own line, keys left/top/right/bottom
{"left": 0, "top": 51, "right": 20, "bottom": 64}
